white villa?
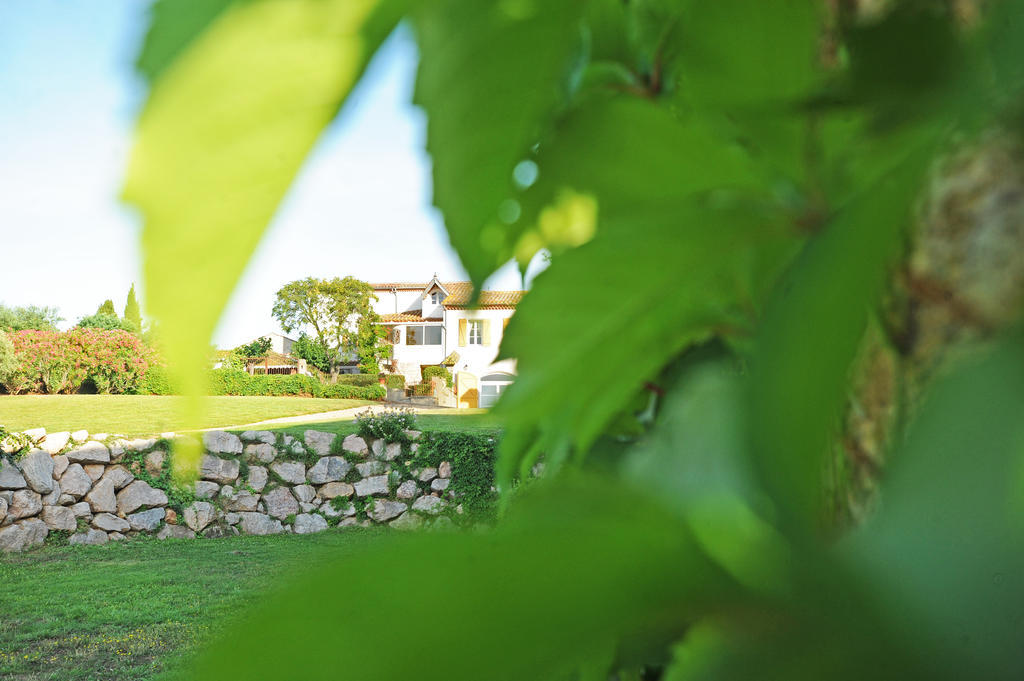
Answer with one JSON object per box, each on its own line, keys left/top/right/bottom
{"left": 371, "top": 275, "right": 524, "bottom": 408}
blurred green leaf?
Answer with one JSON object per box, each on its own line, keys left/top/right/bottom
{"left": 673, "top": 0, "right": 821, "bottom": 110}
{"left": 667, "top": 0, "right": 821, "bottom": 182}
{"left": 985, "top": 0, "right": 1024, "bottom": 112}
{"left": 748, "top": 134, "right": 938, "bottom": 536}
{"left": 186, "top": 475, "right": 739, "bottom": 681}
{"left": 495, "top": 97, "right": 798, "bottom": 486}
{"left": 841, "top": 337, "right": 1024, "bottom": 680}
{"left": 125, "top": 0, "right": 397, "bottom": 464}
{"left": 624, "top": 350, "right": 758, "bottom": 513}
{"left": 624, "top": 353, "right": 790, "bottom": 596}
{"left": 136, "top": 0, "right": 238, "bottom": 84}
{"left": 412, "top": 0, "right": 587, "bottom": 289}
{"left": 847, "top": 5, "right": 967, "bottom": 108}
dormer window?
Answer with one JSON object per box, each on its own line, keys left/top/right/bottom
{"left": 430, "top": 291, "right": 443, "bottom": 304}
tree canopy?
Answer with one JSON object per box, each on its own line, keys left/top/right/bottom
{"left": 271, "top": 276, "right": 386, "bottom": 372}
{"left": 233, "top": 336, "right": 272, "bottom": 358}
{"left": 77, "top": 312, "right": 136, "bottom": 332}
{"left": 0, "top": 304, "right": 62, "bottom": 332}
{"left": 96, "top": 299, "right": 117, "bottom": 317}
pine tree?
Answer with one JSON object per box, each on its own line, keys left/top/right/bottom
{"left": 96, "top": 299, "right": 116, "bottom": 316}
{"left": 123, "top": 284, "right": 142, "bottom": 332}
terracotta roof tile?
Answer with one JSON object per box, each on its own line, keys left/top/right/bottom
{"left": 369, "top": 282, "right": 435, "bottom": 290}
{"left": 378, "top": 311, "right": 423, "bottom": 323}
{"left": 441, "top": 282, "right": 526, "bottom": 308}
{"left": 370, "top": 280, "right": 525, "bottom": 309}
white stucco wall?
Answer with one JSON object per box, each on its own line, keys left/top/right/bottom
{"left": 443, "top": 308, "right": 515, "bottom": 376}
{"left": 372, "top": 289, "right": 425, "bottom": 315}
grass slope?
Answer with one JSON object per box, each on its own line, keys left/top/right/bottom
{"left": 0, "top": 531, "right": 383, "bottom": 681}
{"left": 0, "top": 395, "right": 376, "bottom": 435}
{"left": 263, "top": 408, "right": 503, "bottom": 438}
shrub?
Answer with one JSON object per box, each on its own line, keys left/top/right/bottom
{"left": 1, "top": 328, "right": 152, "bottom": 394}
{"left": 205, "top": 369, "right": 385, "bottom": 400}
{"left": 411, "top": 383, "right": 433, "bottom": 396}
{"left": 355, "top": 407, "right": 416, "bottom": 442}
{"left": 334, "top": 374, "right": 379, "bottom": 387}
{"left": 384, "top": 374, "right": 405, "bottom": 390}
{"left": 422, "top": 365, "right": 452, "bottom": 388}
{"left": 0, "top": 331, "right": 15, "bottom": 391}
{"left": 137, "top": 364, "right": 173, "bottom": 395}
{"left": 318, "top": 383, "right": 385, "bottom": 400}
{"left": 83, "top": 330, "right": 154, "bottom": 393}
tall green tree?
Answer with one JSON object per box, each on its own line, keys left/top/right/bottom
{"left": 96, "top": 299, "right": 117, "bottom": 317}
{"left": 123, "top": 283, "right": 143, "bottom": 331}
{"left": 271, "top": 276, "right": 386, "bottom": 371}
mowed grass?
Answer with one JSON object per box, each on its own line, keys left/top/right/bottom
{"left": 0, "top": 530, "right": 384, "bottom": 681}
{"left": 264, "top": 408, "right": 503, "bottom": 438}
{"left": 0, "top": 395, "right": 376, "bottom": 436}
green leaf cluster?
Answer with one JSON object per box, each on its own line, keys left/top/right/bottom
{"left": 125, "top": 1, "right": 1024, "bottom": 680}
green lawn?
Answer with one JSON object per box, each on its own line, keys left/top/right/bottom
{"left": 0, "top": 530, "right": 384, "bottom": 681}
{"left": 264, "top": 407, "right": 503, "bottom": 438}
{"left": 0, "top": 395, "right": 375, "bottom": 436}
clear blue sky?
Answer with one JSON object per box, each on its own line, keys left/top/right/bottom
{"left": 0, "top": 1, "right": 531, "bottom": 347}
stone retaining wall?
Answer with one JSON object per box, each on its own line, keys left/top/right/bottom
{"left": 0, "top": 427, "right": 461, "bottom": 553}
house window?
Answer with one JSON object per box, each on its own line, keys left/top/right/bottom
{"left": 406, "top": 325, "right": 442, "bottom": 345}
{"left": 430, "top": 291, "right": 443, "bottom": 304}
{"left": 468, "top": 320, "right": 483, "bottom": 345}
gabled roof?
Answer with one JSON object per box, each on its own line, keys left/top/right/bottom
{"left": 441, "top": 282, "right": 526, "bottom": 309}
{"left": 369, "top": 279, "right": 525, "bottom": 309}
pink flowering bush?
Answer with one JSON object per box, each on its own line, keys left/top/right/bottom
{"left": 0, "top": 329, "right": 154, "bottom": 394}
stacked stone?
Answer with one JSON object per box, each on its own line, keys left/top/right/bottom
{"left": 0, "top": 426, "right": 456, "bottom": 553}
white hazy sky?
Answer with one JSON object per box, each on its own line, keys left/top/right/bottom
{"left": 0, "top": 1, "right": 532, "bottom": 348}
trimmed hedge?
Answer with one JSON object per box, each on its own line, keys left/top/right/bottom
{"left": 137, "top": 369, "right": 384, "bottom": 399}
{"left": 333, "top": 374, "right": 379, "bottom": 387}
{"left": 319, "top": 383, "right": 384, "bottom": 400}
{"left": 207, "top": 370, "right": 384, "bottom": 399}
{"left": 385, "top": 374, "right": 405, "bottom": 390}
{"left": 137, "top": 365, "right": 173, "bottom": 395}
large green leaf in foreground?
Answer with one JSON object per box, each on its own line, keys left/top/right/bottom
{"left": 124, "top": 0, "right": 394, "bottom": 467}
{"left": 842, "top": 336, "right": 1024, "bottom": 680}
{"left": 187, "top": 476, "right": 740, "bottom": 680}
{"left": 748, "top": 136, "right": 937, "bottom": 536}
{"left": 495, "top": 98, "right": 799, "bottom": 485}
{"left": 412, "top": 0, "right": 586, "bottom": 289}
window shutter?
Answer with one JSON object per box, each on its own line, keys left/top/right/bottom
{"left": 458, "top": 319, "right": 467, "bottom": 346}
{"left": 482, "top": 320, "right": 492, "bottom": 345}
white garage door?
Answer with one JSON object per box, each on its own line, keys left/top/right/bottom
{"left": 479, "top": 373, "right": 514, "bottom": 408}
